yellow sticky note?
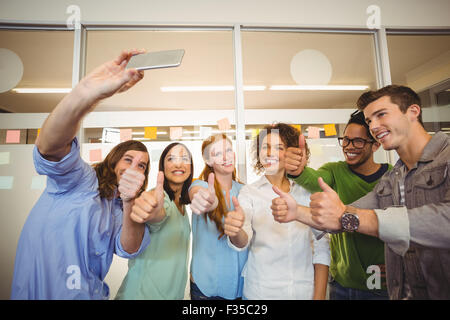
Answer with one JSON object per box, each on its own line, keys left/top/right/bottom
{"left": 144, "top": 127, "right": 157, "bottom": 139}
{"left": 324, "top": 124, "right": 337, "bottom": 136}
{"left": 251, "top": 129, "right": 260, "bottom": 138}
{"left": 291, "top": 124, "right": 301, "bottom": 132}
{"left": 37, "top": 129, "right": 41, "bottom": 137}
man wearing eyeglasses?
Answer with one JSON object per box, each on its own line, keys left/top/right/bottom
{"left": 284, "top": 111, "right": 392, "bottom": 300}
{"left": 275, "top": 85, "right": 450, "bottom": 300}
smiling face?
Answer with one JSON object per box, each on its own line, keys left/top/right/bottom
{"left": 163, "top": 144, "right": 192, "bottom": 187}
{"left": 259, "top": 132, "right": 286, "bottom": 175}
{"left": 342, "top": 123, "right": 377, "bottom": 168}
{"left": 364, "top": 95, "right": 413, "bottom": 151}
{"left": 114, "top": 150, "right": 149, "bottom": 182}
{"left": 205, "top": 138, "right": 235, "bottom": 176}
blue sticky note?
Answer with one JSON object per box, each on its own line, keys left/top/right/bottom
{"left": 0, "top": 176, "right": 14, "bottom": 189}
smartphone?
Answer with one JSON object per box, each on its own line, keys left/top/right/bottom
{"left": 126, "top": 49, "right": 185, "bottom": 71}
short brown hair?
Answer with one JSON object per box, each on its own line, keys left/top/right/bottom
{"left": 92, "top": 140, "right": 149, "bottom": 200}
{"left": 356, "top": 85, "right": 423, "bottom": 126}
{"left": 252, "top": 123, "right": 310, "bottom": 175}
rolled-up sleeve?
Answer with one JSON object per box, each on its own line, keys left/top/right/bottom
{"left": 374, "top": 207, "right": 410, "bottom": 256}
{"left": 312, "top": 230, "right": 331, "bottom": 266}
{"left": 115, "top": 225, "right": 151, "bottom": 259}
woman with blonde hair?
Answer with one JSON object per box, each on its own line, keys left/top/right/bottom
{"left": 188, "top": 134, "right": 248, "bottom": 300}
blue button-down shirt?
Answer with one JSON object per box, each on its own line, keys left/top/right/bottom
{"left": 190, "top": 179, "right": 248, "bottom": 299}
{"left": 11, "top": 138, "right": 150, "bottom": 300}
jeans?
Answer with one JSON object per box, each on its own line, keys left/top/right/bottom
{"left": 329, "top": 278, "right": 389, "bottom": 300}
{"left": 190, "top": 281, "right": 241, "bottom": 300}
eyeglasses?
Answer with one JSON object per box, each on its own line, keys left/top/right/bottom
{"left": 338, "top": 137, "right": 374, "bottom": 149}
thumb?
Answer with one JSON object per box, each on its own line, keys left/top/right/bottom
{"left": 318, "top": 177, "right": 333, "bottom": 193}
{"left": 156, "top": 171, "right": 165, "bottom": 196}
{"left": 207, "top": 172, "right": 215, "bottom": 194}
{"left": 272, "top": 185, "right": 287, "bottom": 198}
{"left": 299, "top": 133, "right": 306, "bottom": 150}
{"left": 130, "top": 153, "right": 143, "bottom": 170}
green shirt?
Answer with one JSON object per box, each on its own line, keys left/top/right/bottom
{"left": 115, "top": 191, "right": 191, "bottom": 299}
{"left": 292, "top": 161, "right": 392, "bottom": 291}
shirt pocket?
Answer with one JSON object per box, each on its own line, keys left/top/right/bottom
{"left": 376, "top": 180, "right": 395, "bottom": 209}
{"left": 412, "top": 165, "right": 448, "bottom": 206}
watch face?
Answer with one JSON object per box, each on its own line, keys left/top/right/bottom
{"left": 341, "top": 213, "right": 359, "bottom": 232}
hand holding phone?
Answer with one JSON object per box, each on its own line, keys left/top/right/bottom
{"left": 126, "top": 49, "right": 185, "bottom": 71}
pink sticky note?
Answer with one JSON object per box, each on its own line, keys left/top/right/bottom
{"left": 120, "top": 129, "right": 132, "bottom": 142}
{"left": 170, "top": 127, "right": 183, "bottom": 140}
{"left": 307, "top": 126, "right": 320, "bottom": 139}
{"left": 217, "top": 118, "right": 231, "bottom": 131}
{"left": 89, "top": 149, "right": 102, "bottom": 162}
{"left": 6, "top": 130, "right": 20, "bottom": 144}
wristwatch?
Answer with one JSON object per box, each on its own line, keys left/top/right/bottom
{"left": 340, "top": 206, "right": 360, "bottom": 232}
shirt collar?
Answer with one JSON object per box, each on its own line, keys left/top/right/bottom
{"left": 253, "top": 174, "right": 296, "bottom": 189}
{"left": 394, "top": 131, "right": 449, "bottom": 169}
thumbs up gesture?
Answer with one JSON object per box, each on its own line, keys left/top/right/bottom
{"left": 224, "top": 197, "right": 245, "bottom": 237}
{"left": 190, "top": 173, "right": 219, "bottom": 215}
{"left": 271, "top": 185, "right": 299, "bottom": 223}
{"left": 285, "top": 134, "right": 308, "bottom": 176}
{"left": 118, "top": 154, "right": 146, "bottom": 202}
{"left": 309, "top": 177, "right": 346, "bottom": 231}
{"left": 130, "top": 171, "right": 165, "bottom": 223}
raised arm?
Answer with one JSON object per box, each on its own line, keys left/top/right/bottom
{"left": 36, "top": 49, "right": 145, "bottom": 161}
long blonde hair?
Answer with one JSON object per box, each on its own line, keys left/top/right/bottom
{"left": 199, "top": 134, "right": 238, "bottom": 239}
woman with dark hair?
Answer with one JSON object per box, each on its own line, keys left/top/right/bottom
{"left": 116, "top": 143, "right": 194, "bottom": 299}
{"left": 188, "top": 134, "right": 248, "bottom": 300}
{"left": 11, "top": 50, "right": 151, "bottom": 300}
{"left": 224, "top": 123, "right": 330, "bottom": 300}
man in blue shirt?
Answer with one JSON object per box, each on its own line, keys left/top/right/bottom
{"left": 11, "top": 49, "right": 151, "bottom": 299}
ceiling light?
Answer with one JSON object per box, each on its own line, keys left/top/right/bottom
{"left": 12, "top": 88, "right": 72, "bottom": 93}
{"left": 269, "top": 85, "right": 369, "bottom": 91}
{"left": 160, "top": 85, "right": 265, "bottom": 92}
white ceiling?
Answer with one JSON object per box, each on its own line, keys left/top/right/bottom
{"left": 0, "top": 29, "right": 449, "bottom": 113}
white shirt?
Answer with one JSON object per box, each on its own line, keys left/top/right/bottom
{"left": 228, "top": 175, "right": 330, "bottom": 300}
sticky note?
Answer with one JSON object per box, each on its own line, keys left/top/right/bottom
{"left": 31, "top": 176, "right": 46, "bottom": 190}
{"left": 37, "top": 129, "right": 41, "bottom": 137}
{"left": 0, "top": 152, "right": 10, "bottom": 165}
{"left": 0, "top": 176, "right": 14, "bottom": 189}
{"left": 309, "top": 144, "right": 324, "bottom": 156}
{"left": 89, "top": 149, "right": 102, "bottom": 162}
{"left": 324, "top": 124, "right": 337, "bottom": 136}
{"left": 307, "top": 126, "right": 320, "bottom": 139}
{"left": 6, "top": 130, "right": 20, "bottom": 143}
{"left": 120, "top": 129, "right": 132, "bottom": 142}
{"left": 144, "top": 127, "right": 157, "bottom": 139}
{"left": 217, "top": 118, "right": 231, "bottom": 131}
{"left": 170, "top": 127, "right": 183, "bottom": 140}
{"left": 102, "top": 128, "right": 120, "bottom": 144}
{"left": 291, "top": 124, "right": 302, "bottom": 132}
{"left": 200, "top": 126, "right": 212, "bottom": 139}
{"left": 251, "top": 129, "right": 260, "bottom": 138}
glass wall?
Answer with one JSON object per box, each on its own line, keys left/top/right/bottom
{"left": 387, "top": 33, "right": 450, "bottom": 135}
{"left": 241, "top": 31, "right": 380, "bottom": 183}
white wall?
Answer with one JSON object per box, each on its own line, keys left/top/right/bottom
{"left": 1, "top": 0, "right": 449, "bottom": 28}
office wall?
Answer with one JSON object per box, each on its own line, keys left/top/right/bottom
{"left": 1, "top": 0, "right": 449, "bottom": 28}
